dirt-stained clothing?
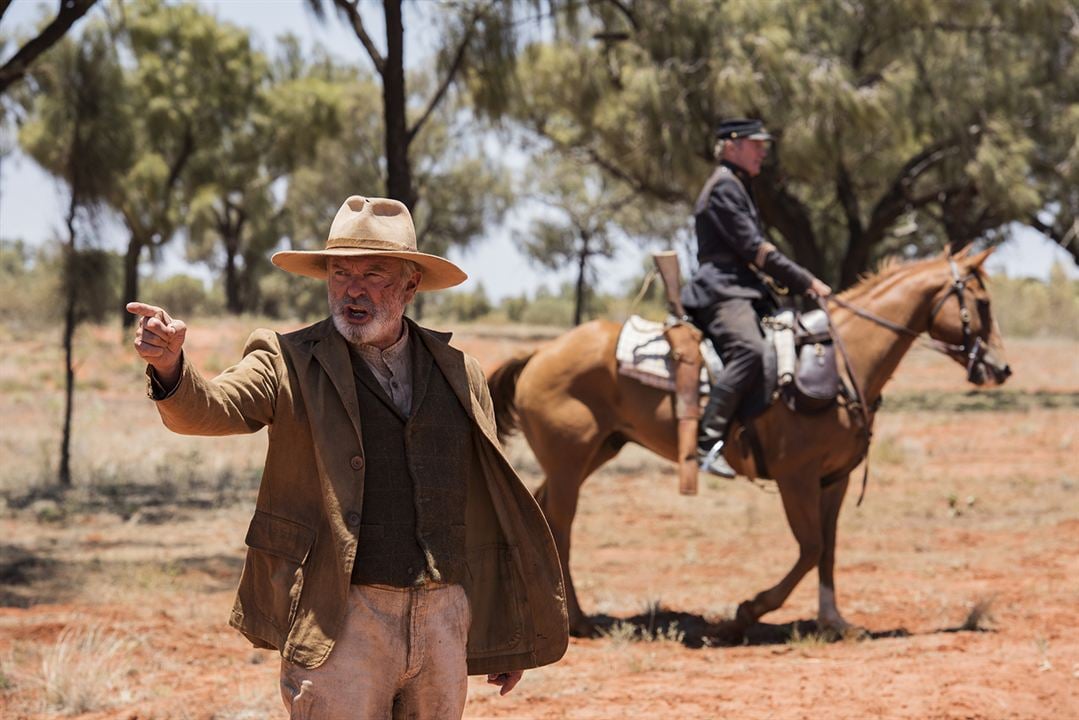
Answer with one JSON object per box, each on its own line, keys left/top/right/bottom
{"left": 147, "top": 316, "right": 568, "bottom": 676}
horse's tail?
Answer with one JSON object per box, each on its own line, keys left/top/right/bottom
{"left": 487, "top": 352, "right": 535, "bottom": 443}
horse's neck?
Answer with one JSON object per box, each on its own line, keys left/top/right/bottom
{"left": 834, "top": 266, "right": 944, "bottom": 403}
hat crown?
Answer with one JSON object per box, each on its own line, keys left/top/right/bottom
{"left": 270, "top": 194, "right": 467, "bottom": 290}
{"left": 714, "top": 118, "right": 770, "bottom": 141}
{"left": 328, "top": 195, "right": 417, "bottom": 252}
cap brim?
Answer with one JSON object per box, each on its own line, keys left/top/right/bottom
{"left": 746, "top": 131, "right": 772, "bottom": 140}
{"left": 270, "top": 248, "right": 468, "bottom": 291}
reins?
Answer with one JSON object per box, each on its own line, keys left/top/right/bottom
{"left": 813, "top": 294, "right": 874, "bottom": 506}
{"left": 828, "top": 260, "right": 987, "bottom": 373}
{"left": 817, "top": 259, "right": 987, "bottom": 505}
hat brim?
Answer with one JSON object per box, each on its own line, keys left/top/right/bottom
{"left": 745, "top": 131, "right": 772, "bottom": 140}
{"left": 271, "top": 248, "right": 468, "bottom": 291}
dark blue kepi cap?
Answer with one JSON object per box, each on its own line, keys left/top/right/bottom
{"left": 715, "top": 118, "right": 772, "bottom": 141}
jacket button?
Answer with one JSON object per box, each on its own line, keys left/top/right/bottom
{"left": 346, "top": 511, "right": 361, "bottom": 527}
{"left": 350, "top": 455, "right": 364, "bottom": 470}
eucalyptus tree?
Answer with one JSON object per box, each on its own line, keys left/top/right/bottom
{"left": 109, "top": 0, "right": 266, "bottom": 326}
{"left": 505, "top": 0, "right": 1079, "bottom": 287}
{"left": 18, "top": 23, "right": 133, "bottom": 486}
{"left": 182, "top": 36, "right": 346, "bottom": 315}
{"left": 282, "top": 63, "right": 512, "bottom": 317}
{"left": 302, "top": 0, "right": 568, "bottom": 234}
{"left": 519, "top": 153, "right": 671, "bottom": 325}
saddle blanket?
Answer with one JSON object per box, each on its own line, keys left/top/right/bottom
{"left": 614, "top": 316, "right": 720, "bottom": 393}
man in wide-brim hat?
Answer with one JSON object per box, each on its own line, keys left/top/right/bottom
{"left": 128, "top": 196, "right": 568, "bottom": 718}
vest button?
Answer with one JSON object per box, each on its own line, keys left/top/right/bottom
{"left": 350, "top": 455, "right": 364, "bottom": 470}
{"left": 346, "top": 511, "right": 361, "bottom": 527}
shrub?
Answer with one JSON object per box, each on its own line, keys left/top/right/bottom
{"left": 519, "top": 294, "right": 574, "bottom": 326}
{"left": 139, "top": 273, "right": 223, "bottom": 318}
{"left": 256, "top": 271, "right": 327, "bottom": 320}
{"left": 0, "top": 240, "right": 56, "bottom": 331}
{"left": 990, "top": 265, "right": 1079, "bottom": 339}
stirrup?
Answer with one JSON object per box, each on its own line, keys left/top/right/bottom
{"left": 699, "top": 440, "right": 736, "bottom": 478}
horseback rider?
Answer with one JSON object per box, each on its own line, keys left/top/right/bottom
{"left": 682, "top": 118, "right": 832, "bottom": 478}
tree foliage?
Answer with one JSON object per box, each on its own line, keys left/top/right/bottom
{"left": 505, "top": 0, "right": 1079, "bottom": 287}
{"left": 184, "top": 34, "right": 345, "bottom": 314}
{"left": 106, "top": 0, "right": 275, "bottom": 324}
{"left": 304, "top": 0, "right": 539, "bottom": 237}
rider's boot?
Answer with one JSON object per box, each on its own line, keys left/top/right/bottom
{"left": 697, "top": 383, "right": 740, "bottom": 478}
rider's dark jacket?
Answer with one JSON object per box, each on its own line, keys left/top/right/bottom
{"left": 681, "top": 160, "right": 814, "bottom": 311}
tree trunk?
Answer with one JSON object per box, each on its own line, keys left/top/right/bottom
{"left": 59, "top": 193, "right": 80, "bottom": 488}
{"left": 224, "top": 236, "right": 242, "bottom": 315}
{"left": 121, "top": 235, "right": 143, "bottom": 328}
{"left": 754, "top": 168, "right": 826, "bottom": 281}
{"left": 0, "top": 0, "right": 98, "bottom": 94}
{"left": 219, "top": 204, "right": 247, "bottom": 315}
{"left": 382, "top": 0, "right": 416, "bottom": 213}
{"left": 836, "top": 161, "right": 872, "bottom": 290}
{"left": 574, "top": 232, "right": 590, "bottom": 326}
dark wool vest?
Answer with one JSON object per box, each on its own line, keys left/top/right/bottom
{"left": 349, "top": 334, "right": 470, "bottom": 587}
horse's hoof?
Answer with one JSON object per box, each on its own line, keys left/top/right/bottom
{"left": 734, "top": 601, "right": 758, "bottom": 628}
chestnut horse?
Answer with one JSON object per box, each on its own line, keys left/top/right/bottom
{"left": 488, "top": 248, "right": 1011, "bottom": 637}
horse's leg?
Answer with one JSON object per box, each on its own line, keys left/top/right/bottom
{"left": 533, "top": 434, "right": 622, "bottom": 637}
{"left": 735, "top": 467, "right": 824, "bottom": 628}
{"left": 818, "top": 473, "right": 857, "bottom": 634}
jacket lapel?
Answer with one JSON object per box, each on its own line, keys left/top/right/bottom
{"left": 305, "top": 318, "right": 364, "bottom": 441}
{"left": 410, "top": 319, "right": 475, "bottom": 423}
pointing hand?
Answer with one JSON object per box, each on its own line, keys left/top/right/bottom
{"left": 127, "top": 301, "right": 187, "bottom": 389}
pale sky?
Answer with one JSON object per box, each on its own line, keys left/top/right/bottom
{"left": 1, "top": 0, "right": 1075, "bottom": 301}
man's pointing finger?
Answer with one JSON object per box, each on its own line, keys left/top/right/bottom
{"left": 126, "top": 301, "right": 163, "bottom": 319}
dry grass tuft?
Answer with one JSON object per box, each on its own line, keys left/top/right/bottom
{"left": 787, "top": 623, "right": 831, "bottom": 648}
{"left": 25, "top": 623, "right": 137, "bottom": 714}
{"left": 959, "top": 597, "right": 996, "bottom": 632}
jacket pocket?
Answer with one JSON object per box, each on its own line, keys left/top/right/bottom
{"left": 464, "top": 543, "right": 526, "bottom": 657}
{"left": 242, "top": 510, "right": 316, "bottom": 633}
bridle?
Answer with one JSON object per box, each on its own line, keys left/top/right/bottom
{"left": 827, "top": 259, "right": 991, "bottom": 384}
{"left": 818, "top": 260, "right": 994, "bottom": 506}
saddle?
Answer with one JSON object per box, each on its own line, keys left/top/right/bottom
{"left": 614, "top": 309, "right": 842, "bottom": 415}
{"left": 615, "top": 309, "right": 844, "bottom": 491}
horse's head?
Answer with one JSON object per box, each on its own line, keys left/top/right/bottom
{"left": 926, "top": 247, "right": 1011, "bottom": 386}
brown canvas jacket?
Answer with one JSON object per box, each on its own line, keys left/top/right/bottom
{"left": 150, "top": 317, "right": 568, "bottom": 674}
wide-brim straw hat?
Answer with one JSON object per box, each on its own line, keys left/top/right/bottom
{"left": 271, "top": 196, "right": 467, "bottom": 291}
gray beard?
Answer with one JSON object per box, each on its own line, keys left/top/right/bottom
{"left": 328, "top": 295, "right": 405, "bottom": 347}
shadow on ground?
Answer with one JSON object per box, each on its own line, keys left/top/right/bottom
{"left": 0, "top": 548, "right": 242, "bottom": 608}
{"left": 888, "top": 389, "right": 1079, "bottom": 412}
{"left": 584, "top": 609, "right": 990, "bottom": 649}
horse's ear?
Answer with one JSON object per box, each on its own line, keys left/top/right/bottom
{"left": 963, "top": 246, "right": 996, "bottom": 270}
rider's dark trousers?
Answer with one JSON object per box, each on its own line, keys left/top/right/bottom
{"left": 693, "top": 297, "right": 767, "bottom": 405}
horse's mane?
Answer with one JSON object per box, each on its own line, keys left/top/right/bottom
{"left": 838, "top": 251, "right": 951, "bottom": 300}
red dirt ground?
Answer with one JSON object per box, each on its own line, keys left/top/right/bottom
{"left": 0, "top": 329, "right": 1076, "bottom": 719}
